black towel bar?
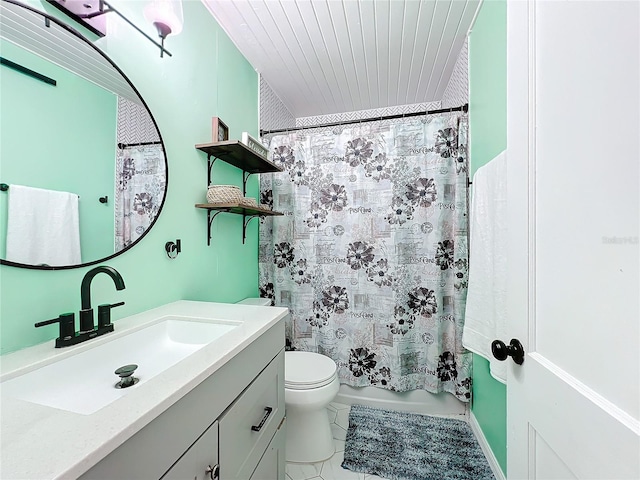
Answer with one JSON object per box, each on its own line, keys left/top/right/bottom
{"left": 0, "top": 184, "right": 81, "bottom": 199}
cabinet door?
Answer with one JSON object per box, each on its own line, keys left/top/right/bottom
{"left": 220, "top": 351, "right": 285, "bottom": 480}
{"left": 250, "top": 418, "right": 286, "bottom": 480}
{"left": 162, "top": 421, "right": 219, "bottom": 480}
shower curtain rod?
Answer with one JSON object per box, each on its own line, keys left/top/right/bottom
{"left": 259, "top": 103, "right": 468, "bottom": 136}
{"left": 117, "top": 141, "right": 162, "bottom": 149}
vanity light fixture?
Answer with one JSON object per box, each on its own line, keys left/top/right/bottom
{"left": 143, "top": 0, "right": 183, "bottom": 58}
{"left": 45, "top": 0, "right": 182, "bottom": 58}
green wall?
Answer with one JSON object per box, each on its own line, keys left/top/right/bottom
{"left": 0, "top": 39, "right": 116, "bottom": 262}
{"left": 0, "top": 0, "right": 259, "bottom": 354}
{"left": 469, "top": 0, "right": 507, "bottom": 474}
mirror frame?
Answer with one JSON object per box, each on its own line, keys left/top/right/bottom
{"left": 0, "top": 0, "right": 168, "bottom": 270}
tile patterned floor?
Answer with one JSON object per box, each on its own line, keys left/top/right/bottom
{"left": 285, "top": 402, "right": 389, "bottom": 480}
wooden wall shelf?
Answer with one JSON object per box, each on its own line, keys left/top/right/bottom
{"left": 195, "top": 140, "right": 280, "bottom": 174}
{"left": 195, "top": 203, "right": 283, "bottom": 216}
{"left": 195, "top": 140, "right": 283, "bottom": 245}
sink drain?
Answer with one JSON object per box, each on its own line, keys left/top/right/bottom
{"left": 114, "top": 364, "right": 139, "bottom": 389}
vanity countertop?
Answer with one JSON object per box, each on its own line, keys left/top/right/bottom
{"left": 0, "top": 300, "right": 288, "bottom": 480}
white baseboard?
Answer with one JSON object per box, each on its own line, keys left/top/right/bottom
{"left": 469, "top": 412, "right": 506, "bottom": 480}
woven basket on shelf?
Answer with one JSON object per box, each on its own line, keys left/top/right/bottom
{"left": 238, "top": 197, "right": 258, "bottom": 208}
{"left": 207, "top": 185, "right": 243, "bottom": 204}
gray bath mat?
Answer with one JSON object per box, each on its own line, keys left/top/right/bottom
{"left": 342, "top": 404, "right": 494, "bottom": 480}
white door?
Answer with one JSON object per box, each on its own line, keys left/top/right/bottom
{"left": 505, "top": 1, "right": 639, "bottom": 479}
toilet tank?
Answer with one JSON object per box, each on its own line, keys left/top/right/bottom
{"left": 236, "top": 298, "right": 272, "bottom": 307}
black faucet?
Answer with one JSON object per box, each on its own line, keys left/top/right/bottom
{"left": 35, "top": 266, "right": 125, "bottom": 348}
{"left": 79, "top": 266, "right": 126, "bottom": 333}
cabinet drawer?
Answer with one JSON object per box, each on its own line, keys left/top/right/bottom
{"left": 250, "top": 418, "right": 286, "bottom": 480}
{"left": 162, "top": 421, "right": 219, "bottom": 480}
{"left": 220, "top": 350, "right": 284, "bottom": 480}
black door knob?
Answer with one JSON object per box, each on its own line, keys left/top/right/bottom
{"left": 491, "top": 339, "right": 525, "bottom": 365}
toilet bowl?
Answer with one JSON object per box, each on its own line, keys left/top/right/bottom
{"left": 236, "top": 299, "right": 339, "bottom": 463}
{"left": 284, "top": 351, "right": 339, "bottom": 463}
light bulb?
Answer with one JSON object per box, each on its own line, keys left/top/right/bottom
{"left": 144, "top": 0, "right": 183, "bottom": 38}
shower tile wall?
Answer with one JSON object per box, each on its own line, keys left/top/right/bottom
{"left": 441, "top": 38, "right": 469, "bottom": 109}
{"left": 294, "top": 100, "right": 441, "bottom": 129}
{"left": 258, "top": 76, "right": 444, "bottom": 137}
{"left": 259, "top": 76, "right": 296, "bottom": 132}
{"left": 117, "top": 97, "right": 160, "bottom": 144}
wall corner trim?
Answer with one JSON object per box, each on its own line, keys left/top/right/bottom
{"left": 469, "top": 411, "right": 506, "bottom": 480}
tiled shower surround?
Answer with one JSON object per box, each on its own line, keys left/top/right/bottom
{"left": 441, "top": 38, "right": 469, "bottom": 109}
{"left": 260, "top": 80, "right": 296, "bottom": 132}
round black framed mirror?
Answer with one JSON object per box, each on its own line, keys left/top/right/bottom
{"left": 0, "top": 0, "right": 167, "bottom": 270}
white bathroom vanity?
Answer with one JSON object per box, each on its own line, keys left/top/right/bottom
{"left": 0, "top": 301, "right": 288, "bottom": 480}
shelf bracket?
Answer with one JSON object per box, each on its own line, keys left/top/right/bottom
{"left": 207, "top": 155, "right": 218, "bottom": 186}
{"left": 242, "top": 171, "right": 253, "bottom": 197}
{"left": 206, "top": 210, "right": 226, "bottom": 246}
{"left": 242, "top": 215, "right": 259, "bottom": 244}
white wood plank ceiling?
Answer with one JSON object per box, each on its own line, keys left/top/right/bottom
{"left": 0, "top": 1, "right": 139, "bottom": 104}
{"left": 203, "top": 0, "right": 480, "bottom": 118}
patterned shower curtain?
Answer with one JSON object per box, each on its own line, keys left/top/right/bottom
{"left": 115, "top": 144, "right": 166, "bottom": 251}
{"left": 259, "top": 114, "right": 471, "bottom": 401}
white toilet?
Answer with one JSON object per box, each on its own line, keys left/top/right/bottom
{"left": 236, "top": 298, "right": 340, "bottom": 464}
{"left": 284, "top": 350, "right": 339, "bottom": 463}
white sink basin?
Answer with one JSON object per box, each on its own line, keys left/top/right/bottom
{"left": 1, "top": 317, "right": 239, "bottom": 415}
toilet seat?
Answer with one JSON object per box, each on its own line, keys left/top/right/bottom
{"left": 285, "top": 351, "right": 338, "bottom": 390}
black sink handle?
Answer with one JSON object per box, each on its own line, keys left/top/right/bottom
{"left": 35, "top": 313, "right": 76, "bottom": 341}
{"left": 97, "top": 302, "right": 125, "bottom": 329}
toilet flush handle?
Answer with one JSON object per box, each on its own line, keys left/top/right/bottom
{"left": 251, "top": 406, "right": 273, "bottom": 432}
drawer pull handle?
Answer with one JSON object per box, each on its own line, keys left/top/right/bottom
{"left": 251, "top": 406, "right": 273, "bottom": 432}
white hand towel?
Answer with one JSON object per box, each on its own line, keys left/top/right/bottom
{"left": 6, "top": 184, "right": 81, "bottom": 266}
{"left": 462, "top": 151, "right": 508, "bottom": 384}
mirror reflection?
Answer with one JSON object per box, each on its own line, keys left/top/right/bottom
{"left": 0, "top": 0, "right": 167, "bottom": 269}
